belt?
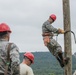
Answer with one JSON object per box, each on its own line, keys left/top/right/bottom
{"left": 0, "top": 73, "right": 4, "bottom": 75}
{"left": 42, "top": 33, "right": 53, "bottom": 36}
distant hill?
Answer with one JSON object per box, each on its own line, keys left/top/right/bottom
{"left": 20, "top": 52, "right": 76, "bottom": 75}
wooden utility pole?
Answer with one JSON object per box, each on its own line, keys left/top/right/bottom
{"left": 62, "top": 0, "right": 72, "bottom": 75}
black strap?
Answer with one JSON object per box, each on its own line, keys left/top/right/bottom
{"left": 54, "top": 30, "right": 76, "bottom": 44}
{"left": 4, "top": 43, "right": 12, "bottom": 75}
{"left": 64, "top": 30, "right": 76, "bottom": 44}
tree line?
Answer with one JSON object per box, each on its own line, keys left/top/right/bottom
{"left": 20, "top": 52, "right": 76, "bottom": 75}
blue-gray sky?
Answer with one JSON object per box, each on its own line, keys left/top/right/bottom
{"left": 0, "top": 0, "right": 76, "bottom": 54}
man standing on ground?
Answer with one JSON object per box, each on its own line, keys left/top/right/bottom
{"left": 0, "top": 23, "right": 20, "bottom": 75}
{"left": 42, "top": 14, "right": 69, "bottom": 68}
{"left": 20, "top": 52, "right": 34, "bottom": 75}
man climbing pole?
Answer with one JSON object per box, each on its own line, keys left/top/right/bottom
{"left": 42, "top": 14, "right": 69, "bottom": 68}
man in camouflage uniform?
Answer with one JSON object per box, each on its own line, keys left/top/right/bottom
{"left": 0, "top": 23, "right": 20, "bottom": 75}
{"left": 42, "top": 14, "right": 69, "bottom": 68}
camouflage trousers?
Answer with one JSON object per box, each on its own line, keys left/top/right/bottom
{"left": 47, "top": 38, "right": 62, "bottom": 56}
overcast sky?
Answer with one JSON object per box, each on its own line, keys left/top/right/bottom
{"left": 0, "top": 0, "right": 76, "bottom": 54}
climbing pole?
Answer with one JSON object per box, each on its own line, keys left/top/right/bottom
{"left": 62, "top": 0, "right": 72, "bottom": 75}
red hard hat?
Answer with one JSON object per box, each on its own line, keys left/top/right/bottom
{"left": 0, "top": 23, "right": 12, "bottom": 33}
{"left": 50, "top": 14, "right": 56, "bottom": 21}
{"left": 24, "top": 52, "right": 34, "bottom": 63}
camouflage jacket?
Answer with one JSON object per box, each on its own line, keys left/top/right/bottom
{"left": 0, "top": 39, "right": 20, "bottom": 75}
{"left": 42, "top": 20, "right": 58, "bottom": 34}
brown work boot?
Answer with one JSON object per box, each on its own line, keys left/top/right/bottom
{"left": 56, "top": 56, "right": 65, "bottom": 68}
{"left": 60, "top": 62, "right": 65, "bottom": 68}
{"left": 60, "top": 57, "right": 70, "bottom": 68}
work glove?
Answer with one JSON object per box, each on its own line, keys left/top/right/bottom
{"left": 58, "top": 28, "right": 65, "bottom": 34}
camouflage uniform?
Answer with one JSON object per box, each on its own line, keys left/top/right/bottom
{"left": 0, "top": 39, "right": 20, "bottom": 75}
{"left": 42, "top": 20, "right": 61, "bottom": 56}
{"left": 42, "top": 15, "right": 69, "bottom": 68}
